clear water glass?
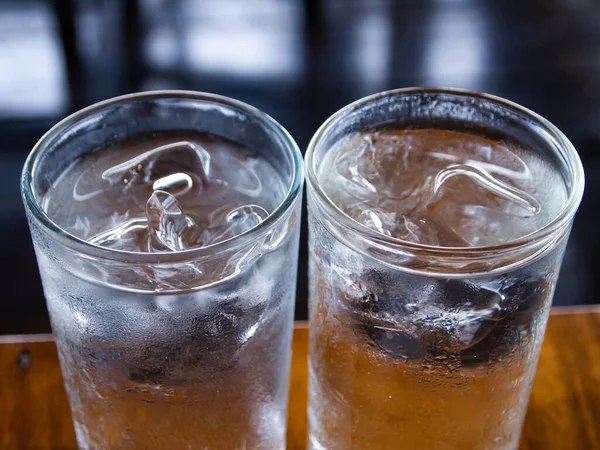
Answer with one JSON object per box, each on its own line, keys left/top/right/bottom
{"left": 22, "top": 91, "right": 304, "bottom": 449}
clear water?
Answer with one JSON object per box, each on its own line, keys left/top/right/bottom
{"left": 42, "top": 131, "right": 287, "bottom": 252}
{"left": 36, "top": 131, "right": 298, "bottom": 449}
{"left": 318, "top": 129, "right": 567, "bottom": 247}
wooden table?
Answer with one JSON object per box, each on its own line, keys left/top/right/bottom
{"left": 1, "top": 307, "right": 599, "bottom": 449}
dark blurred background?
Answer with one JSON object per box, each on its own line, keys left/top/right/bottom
{"left": 1, "top": 0, "right": 599, "bottom": 334}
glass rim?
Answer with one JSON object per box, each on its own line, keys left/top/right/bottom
{"left": 21, "top": 90, "right": 304, "bottom": 263}
{"left": 306, "top": 87, "right": 585, "bottom": 257}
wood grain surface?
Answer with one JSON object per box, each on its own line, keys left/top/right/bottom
{"left": 0, "top": 308, "right": 598, "bottom": 449}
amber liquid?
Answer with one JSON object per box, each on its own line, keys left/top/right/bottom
{"left": 309, "top": 306, "right": 538, "bottom": 449}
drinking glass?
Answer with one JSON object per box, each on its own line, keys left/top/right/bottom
{"left": 21, "top": 91, "right": 304, "bottom": 449}
{"left": 305, "top": 88, "right": 584, "bottom": 449}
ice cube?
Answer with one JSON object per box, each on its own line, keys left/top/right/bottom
{"left": 318, "top": 129, "right": 566, "bottom": 247}
{"left": 123, "top": 293, "right": 268, "bottom": 384}
{"left": 146, "top": 190, "right": 198, "bottom": 252}
{"left": 72, "top": 140, "right": 214, "bottom": 209}
{"left": 431, "top": 163, "right": 540, "bottom": 218}
{"left": 102, "top": 140, "right": 211, "bottom": 188}
{"left": 87, "top": 196, "right": 269, "bottom": 253}
{"left": 201, "top": 204, "right": 268, "bottom": 246}
{"left": 457, "top": 277, "right": 550, "bottom": 364}
{"left": 69, "top": 216, "right": 92, "bottom": 239}
{"left": 425, "top": 142, "right": 532, "bottom": 182}
{"left": 358, "top": 209, "right": 395, "bottom": 236}
{"left": 347, "top": 269, "right": 507, "bottom": 360}
{"left": 334, "top": 139, "right": 378, "bottom": 194}
{"left": 412, "top": 280, "right": 506, "bottom": 353}
{"left": 500, "top": 275, "right": 550, "bottom": 329}
{"left": 88, "top": 217, "right": 148, "bottom": 251}
{"left": 44, "top": 131, "right": 288, "bottom": 256}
